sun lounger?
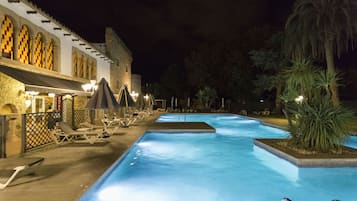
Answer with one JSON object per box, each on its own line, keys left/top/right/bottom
{"left": 0, "top": 157, "right": 44, "bottom": 189}
{"left": 102, "top": 116, "right": 136, "bottom": 129}
{"left": 80, "top": 121, "right": 114, "bottom": 137}
{"left": 50, "top": 122, "right": 108, "bottom": 145}
{"left": 79, "top": 122, "right": 103, "bottom": 130}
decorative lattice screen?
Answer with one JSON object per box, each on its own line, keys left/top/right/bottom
{"left": 25, "top": 112, "right": 61, "bottom": 150}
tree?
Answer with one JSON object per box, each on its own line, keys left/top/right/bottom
{"left": 282, "top": 59, "right": 356, "bottom": 152}
{"left": 285, "top": 0, "right": 357, "bottom": 106}
{"left": 250, "top": 32, "right": 290, "bottom": 113}
{"left": 160, "top": 64, "right": 186, "bottom": 97}
{"left": 196, "top": 86, "right": 217, "bottom": 110}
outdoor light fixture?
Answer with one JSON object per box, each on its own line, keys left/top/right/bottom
{"left": 82, "top": 80, "right": 97, "bottom": 93}
{"left": 144, "top": 94, "right": 149, "bottom": 100}
{"left": 48, "top": 93, "right": 55, "bottom": 97}
{"left": 25, "top": 100, "right": 31, "bottom": 108}
{"left": 25, "top": 91, "right": 39, "bottom": 96}
{"left": 130, "top": 91, "right": 139, "bottom": 102}
{"left": 295, "top": 95, "right": 304, "bottom": 104}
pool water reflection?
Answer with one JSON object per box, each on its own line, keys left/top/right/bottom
{"left": 80, "top": 114, "right": 357, "bottom": 201}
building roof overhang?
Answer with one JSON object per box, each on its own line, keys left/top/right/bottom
{"left": 0, "top": 66, "right": 90, "bottom": 96}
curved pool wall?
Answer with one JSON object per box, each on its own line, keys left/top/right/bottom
{"left": 79, "top": 114, "right": 357, "bottom": 201}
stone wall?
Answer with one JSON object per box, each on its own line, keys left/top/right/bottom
{"left": 131, "top": 74, "right": 142, "bottom": 95}
{"left": 0, "top": 72, "right": 25, "bottom": 114}
{"left": 105, "top": 27, "right": 133, "bottom": 93}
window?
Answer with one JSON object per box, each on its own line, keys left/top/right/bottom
{"left": 1, "top": 15, "right": 14, "bottom": 59}
{"left": 17, "top": 25, "right": 30, "bottom": 64}
{"left": 46, "top": 40, "right": 54, "bottom": 70}
{"left": 34, "top": 33, "right": 45, "bottom": 67}
{"left": 72, "top": 52, "right": 78, "bottom": 77}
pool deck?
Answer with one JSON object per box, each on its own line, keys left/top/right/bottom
{"left": 0, "top": 112, "right": 162, "bottom": 201}
{"left": 1, "top": 113, "right": 356, "bottom": 200}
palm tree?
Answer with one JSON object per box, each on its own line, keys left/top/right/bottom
{"left": 285, "top": 0, "right": 357, "bottom": 106}
{"left": 283, "top": 59, "right": 356, "bottom": 152}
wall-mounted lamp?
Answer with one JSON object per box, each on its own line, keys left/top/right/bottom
{"left": 26, "top": 91, "right": 39, "bottom": 96}
{"left": 130, "top": 91, "right": 139, "bottom": 102}
{"left": 25, "top": 100, "right": 32, "bottom": 108}
{"left": 144, "top": 94, "right": 149, "bottom": 100}
{"left": 48, "top": 93, "right": 55, "bottom": 97}
{"left": 82, "top": 80, "right": 97, "bottom": 93}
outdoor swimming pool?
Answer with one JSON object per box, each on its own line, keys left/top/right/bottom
{"left": 80, "top": 114, "right": 357, "bottom": 201}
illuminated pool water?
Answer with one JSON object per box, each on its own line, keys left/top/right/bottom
{"left": 345, "top": 135, "right": 357, "bottom": 149}
{"left": 79, "top": 114, "right": 357, "bottom": 201}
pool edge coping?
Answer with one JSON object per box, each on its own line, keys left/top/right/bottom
{"left": 254, "top": 139, "right": 357, "bottom": 167}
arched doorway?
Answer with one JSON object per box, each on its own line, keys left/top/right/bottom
{"left": 0, "top": 104, "right": 22, "bottom": 157}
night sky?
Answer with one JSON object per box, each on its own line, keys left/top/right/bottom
{"left": 29, "top": 0, "right": 295, "bottom": 82}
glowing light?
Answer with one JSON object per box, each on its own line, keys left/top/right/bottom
{"left": 25, "top": 100, "right": 31, "bottom": 108}
{"left": 82, "top": 80, "right": 97, "bottom": 92}
{"left": 90, "top": 79, "right": 96, "bottom": 86}
{"left": 25, "top": 91, "right": 39, "bottom": 96}
{"left": 82, "top": 83, "right": 92, "bottom": 91}
{"left": 294, "top": 95, "right": 304, "bottom": 104}
{"left": 48, "top": 93, "right": 55, "bottom": 97}
{"left": 130, "top": 91, "right": 139, "bottom": 101}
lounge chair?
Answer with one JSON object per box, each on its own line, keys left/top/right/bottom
{"left": 80, "top": 121, "right": 113, "bottom": 136}
{"left": 50, "top": 122, "right": 108, "bottom": 145}
{"left": 79, "top": 122, "right": 103, "bottom": 130}
{"left": 0, "top": 157, "right": 44, "bottom": 189}
{"left": 120, "top": 116, "right": 137, "bottom": 127}
{"left": 102, "top": 116, "right": 136, "bottom": 129}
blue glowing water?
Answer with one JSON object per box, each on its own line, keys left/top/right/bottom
{"left": 80, "top": 114, "right": 357, "bottom": 201}
{"left": 345, "top": 135, "right": 357, "bottom": 149}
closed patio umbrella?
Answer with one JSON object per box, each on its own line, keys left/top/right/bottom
{"left": 118, "top": 85, "right": 136, "bottom": 108}
{"left": 145, "top": 94, "right": 155, "bottom": 108}
{"left": 86, "top": 78, "right": 119, "bottom": 109}
{"left": 117, "top": 85, "right": 136, "bottom": 122}
{"left": 85, "top": 78, "right": 118, "bottom": 126}
{"left": 136, "top": 93, "right": 145, "bottom": 110}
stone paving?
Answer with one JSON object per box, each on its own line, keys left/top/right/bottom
{"left": 0, "top": 113, "right": 161, "bottom": 201}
